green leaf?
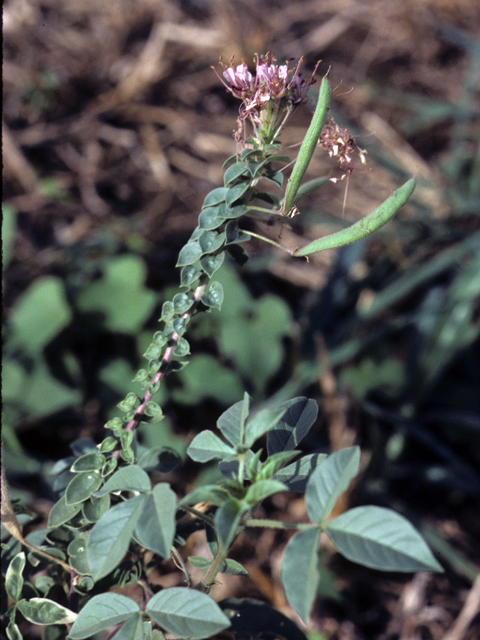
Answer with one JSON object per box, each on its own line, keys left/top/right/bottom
{"left": 214, "top": 498, "right": 249, "bottom": 550}
{"left": 111, "top": 613, "right": 144, "bottom": 640}
{"left": 226, "top": 182, "right": 250, "bottom": 206}
{"left": 6, "top": 619, "right": 22, "bottom": 640}
{"left": 273, "top": 453, "right": 328, "bottom": 492}
{"left": 281, "top": 527, "right": 320, "bottom": 623}
{"left": 67, "top": 535, "right": 90, "bottom": 575}
{"left": 223, "top": 558, "right": 249, "bottom": 576}
{"left": 187, "top": 431, "right": 235, "bottom": 462}
{"left": 200, "top": 252, "right": 225, "bottom": 278}
{"left": 176, "top": 242, "right": 202, "bottom": 267}
{"left": 326, "top": 506, "right": 443, "bottom": 572}
{"left": 82, "top": 494, "right": 111, "bottom": 523}
{"left": 133, "top": 483, "right": 176, "bottom": 558}
{"left": 17, "top": 599, "right": 77, "bottom": 626}
{"left": 222, "top": 204, "right": 248, "bottom": 220}
{"left": 6, "top": 552, "right": 25, "bottom": 602}
{"left": 305, "top": 447, "right": 360, "bottom": 524}
{"left": 173, "top": 293, "right": 194, "bottom": 315}
{"left": 76, "top": 255, "right": 156, "bottom": 334}
{"left": 202, "top": 187, "right": 228, "bottom": 208}
{"left": 217, "top": 394, "right": 249, "bottom": 447}
{"left": 146, "top": 588, "right": 231, "bottom": 639}
{"left": 198, "top": 206, "right": 226, "bottom": 230}
{"left": 87, "top": 494, "right": 146, "bottom": 581}
{"left": 181, "top": 266, "right": 201, "bottom": 287}
{"left": 69, "top": 593, "right": 140, "bottom": 639}
{"left": 65, "top": 471, "right": 102, "bottom": 506}
{"left": 9, "top": 277, "right": 72, "bottom": 354}
{"left": 93, "top": 465, "right": 151, "bottom": 496}
{"left": 188, "top": 556, "right": 212, "bottom": 570}
{"left": 224, "top": 162, "right": 250, "bottom": 186}
{"left": 245, "top": 479, "right": 287, "bottom": 505}
{"left": 267, "top": 397, "right": 318, "bottom": 455}
{"left": 47, "top": 495, "right": 81, "bottom": 528}
{"left": 198, "top": 230, "right": 225, "bottom": 255}
{"left": 244, "top": 407, "right": 286, "bottom": 449}
{"left": 179, "top": 485, "right": 230, "bottom": 507}
{"left": 201, "top": 281, "right": 224, "bottom": 310}
{"left": 257, "top": 451, "right": 299, "bottom": 481}
{"left": 71, "top": 453, "right": 105, "bottom": 472}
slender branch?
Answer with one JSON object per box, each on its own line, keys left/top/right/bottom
{"left": 240, "top": 229, "right": 294, "bottom": 254}
{"left": 246, "top": 518, "right": 314, "bottom": 531}
{"left": 176, "top": 505, "right": 215, "bottom": 526}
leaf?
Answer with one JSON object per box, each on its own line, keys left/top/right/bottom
{"left": 68, "top": 593, "right": 140, "bottom": 639}
{"left": 187, "top": 431, "right": 235, "bottom": 463}
{"left": 257, "top": 450, "right": 299, "bottom": 481}
{"left": 65, "top": 471, "right": 103, "bottom": 506}
{"left": 47, "top": 495, "right": 82, "bottom": 528}
{"left": 245, "top": 479, "right": 288, "bottom": 505}
{"left": 17, "top": 599, "right": 77, "bottom": 626}
{"left": 179, "top": 485, "right": 230, "bottom": 507}
{"left": 92, "top": 465, "right": 151, "bottom": 497}
{"left": 82, "top": 494, "right": 111, "bottom": 523}
{"left": 273, "top": 453, "right": 328, "bottom": 492}
{"left": 87, "top": 494, "right": 146, "bottom": 581}
{"left": 326, "top": 506, "right": 443, "bottom": 572}
{"left": 306, "top": 447, "right": 360, "bottom": 524}
{"left": 133, "top": 483, "right": 176, "bottom": 558}
{"left": 146, "top": 588, "right": 231, "bottom": 639}
{"left": 200, "top": 252, "right": 225, "bottom": 278}
{"left": 201, "top": 281, "right": 224, "bottom": 310}
{"left": 267, "top": 397, "right": 318, "bottom": 455}
{"left": 214, "top": 498, "right": 249, "bottom": 550}
{"left": 71, "top": 453, "right": 105, "bottom": 472}
{"left": 6, "top": 552, "right": 25, "bottom": 602}
{"left": 176, "top": 242, "right": 202, "bottom": 267}
{"left": 244, "top": 407, "right": 286, "bottom": 449}
{"left": 224, "top": 162, "right": 250, "bottom": 186}
{"left": 203, "top": 187, "right": 228, "bottom": 208}
{"left": 225, "top": 182, "right": 250, "bottom": 206}
{"left": 217, "top": 394, "right": 249, "bottom": 447}
{"left": 76, "top": 256, "right": 156, "bottom": 334}
{"left": 9, "top": 277, "right": 72, "bottom": 354}
{"left": 6, "top": 619, "right": 22, "bottom": 640}
{"left": 67, "top": 535, "right": 90, "bottom": 575}
{"left": 198, "top": 206, "right": 226, "bottom": 230}
{"left": 112, "top": 613, "right": 144, "bottom": 640}
{"left": 281, "top": 528, "right": 321, "bottom": 623}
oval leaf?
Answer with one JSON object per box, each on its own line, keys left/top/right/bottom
{"left": 326, "top": 506, "right": 443, "bottom": 572}
{"left": 305, "top": 447, "right": 360, "bottom": 524}
{"left": 69, "top": 593, "right": 140, "bottom": 639}
{"left": 176, "top": 242, "right": 202, "bottom": 267}
{"left": 187, "top": 430, "right": 235, "bottom": 462}
{"left": 281, "top": 527, "right": 320, "bottom": 624}
{"left": 87, "top": 495, "right": 146, "bottom": 581}
{"left": 6, "top": 552, "right": 26, "bottom": 603}
{"left": 133, "top": 483, "right": 176, "bottom": 558}
{"left": 146, "top": 588, "right": 231, "bottom": 639}
{"left": 65, "top": 471, "right": 102, "bottom": 506}
{"left": 92, "top": 465, "right": 151, "bottom": 497}
{"left": 17, "top": 598, "right": 77, "bottom": 626}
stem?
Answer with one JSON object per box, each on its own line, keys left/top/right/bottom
{"left": 201, "top": 544, "right": 228, "bottom": 592}
{"left": 240, "top": 230, "right": 295, "bottom": 254}
{"left": 171, "top": 547, "right": 194, "bottom": 587}
{"left": 246, "top": 518, "right": 314, "bottom": 531}
{"left": 177, "top": 505, "right": 215, "bottom": 526}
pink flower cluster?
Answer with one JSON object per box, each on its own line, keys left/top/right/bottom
{"left": 319, "top": 118, "right": 367, "bottom": 178}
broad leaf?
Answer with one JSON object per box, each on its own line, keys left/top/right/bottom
{"left": 281, "top": 527, "right": 321, "bottom": 623}
{"left": 244, "top": 407, "right": 286, "bottom": 449}
{"left": 187, "top": 431, "right": 235, "bottom": 462}
{"left": 92, "top": 465, "right": 151, "bottom": 497}
{"left": 176, "top": 242, "right": 202, "bottom": 267}
{"left": 306, "top": 447, "right": 360, "bottom": 524}
{"left": 245, "top": 479, "right": 288, "bottom": 505}
{"left": 133, "top": 483, "right": 176, "bottom": 558}
{"left": 87, "top": 494, "right": 146, "bottom": 581}
{"left": 69, "top": 593, "right": 140, "bottom": 639}
{"left": 47, "top": 495, "right": 83, "bottom": 528}
{"left": 112, "top": 613, "right": 144, "bottom": 640}
{"left": 17, "top": 598, "right": 77, "bottom": 626}
{"left": 217, "top": 394, "right": 249, "bottom": 447}
{"left": 65, "top": 471, "right": 102, "bottom": 506}
{"left": 326, "top": 506, "right": 443, "bottom": 572}
{"left": 272, "top": 453, "right": 327, "bottom": 492}
{"left": 146, "top": 588, "right": 231, "bottom": 639}
{"left": 267, "top": 397, "right": 318, "bottom": 455}
{"left": 179, "top": 485, "right": 230, "bottom": 507}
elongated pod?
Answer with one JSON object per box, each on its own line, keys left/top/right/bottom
{"left": 283, "top": 77, "right": 331, "bottom": 215}
{"left": 293, "top": 177, "right": 416, "bottom": 257}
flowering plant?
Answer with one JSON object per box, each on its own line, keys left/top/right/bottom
{"left": 2, "top": 54, "right": 438, "bottom": 640}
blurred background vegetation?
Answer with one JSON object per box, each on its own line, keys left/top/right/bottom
{"left": 2, "top": 1, "right": 480, "bottom": 638}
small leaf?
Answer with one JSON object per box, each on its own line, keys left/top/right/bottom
{"left": 222, "top": 204, "right": 248, "bottom": 220}
{"left": 244, "top": 407, "right": 286, "bottom": 449}
{"left": 326, "top": 506, "right": 443, "bottom": 572}
{"left": 187, "top": 431, "right": 235, "bottom": 462}
{"left": 67, "top": 535, "right": 90, "bottom": 575}
{"left": 6, "top": 619, "right": 22, "bottom": 640}
{"left": 82, "top": 494, "right": 111, "bottom": 523}
{"left": 217, "top": 394, "right": 249, "bottom": 447}
{"left": 224, "top": 162, "right": 250, "bottom": 186}
{"left": 87, "top": 495, "right": 146, "bottom": 581}
{"left": 173, "top": 293, "right": 193, "bottom": 315}
{"left": 215, "top": 498, "right": 249, "bottom": 550}
{"left": 145, "top": 401, "right": 163, "bottom": 423}
{"left": 305, "top": 447, "right": 360, "bottom": 524}
{"left": 198, "top": 230, "right": 225, "bottom": 255}
{"left": 226, "top": 182, "right": 250, "bottom": 206}
{"left": 69, "top": 593, "right": 140, "bottom": 639}
{"left": 203, "top": 187, "right": 228, "bottom": 208}
{"left": 65, "top": 471, "right": 102, "bottom": 506}
{"left": 245, "top": 479, "right": 287, "bottom": 505}
{"left": 281, "top": 527, "right": 320, "bottom": 623}
{"left": 272, "top": 453, "right": 328, "bottom": 492}
{"left": 188, "top": 556, "right": 212, "bottom": 569}
{"left": 267, "top": 397, "right": 318, "bottom": 455}
{"left": 173, "top": 337, "right": 190, "bottom": 358}
{"left": 6, "top": 552, "right": 26, "bottom": 602}
{"left": 200, "top": 252, "right": 225, "bottom": 278}
{"left": 133, "top": 483, "right": 176, "bottom": 558}
{"left": 198, "top": 206, "right": 226, "bottom": 230}
{"left": 179, "top": 485, "right": 230, "bottom": 507}
{"left": 225, "top": 220, "right": 250, "bottom": 245}
{"left": 17, "top": 599, "right": 77, "bottom": 626}
{"left": 93, "top": 465, "right": 151, "bottom": 496}
{"left": 47, "top": 495, "right": 83, "bottom": 528}
{"left": 147, "top": 588, "right": 231, "bottom": 639}
{"left": 257, "top": 451, "right": 299, "bottom": 481}
{"left": 181, "top": 266, "right": 200, "bottom": 287}
{"left": 176, "top": 242, "right": 202, "bottom": 267}
{"left": 223, "top": 558, "right": 249, "bottom": 577}
{"left": 201, "top": 281, "right": 224, "bottom": 310}
{"left": 71, "top": 453, "right": 105, "bottom": 472}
